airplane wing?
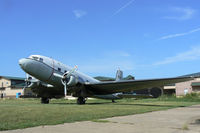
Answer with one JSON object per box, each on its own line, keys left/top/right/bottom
{"left": 86, "top": 76, "right": 195, "bottom": 95}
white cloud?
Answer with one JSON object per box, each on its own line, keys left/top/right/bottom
{"left": 73, "top": 10, "right": 87, "bottom": 19}
{"left": 119, "top": 52, "right": 131, "bottom": 57}
{"left": 153, "top": 46, "right": 200, "bottom": 66}
{"left": 103, "top": 51, "right": 131, "bottom": 58}
{"left": 159, "top": 27, "right": 200, "bottom": 40}
{"left": 112, "top": 0, "right": 135, "bottom": 16}
{"left": 163, "top": 7, "right": 196, "bottom": 20}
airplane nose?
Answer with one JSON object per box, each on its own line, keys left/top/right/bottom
{"left": 19, "top": 58, "right": 27, "bottom": 69}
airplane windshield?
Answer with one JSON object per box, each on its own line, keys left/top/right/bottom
{"left": 29, "top": 56, "right": 39, "bottom": 61}
{"left": 29, "top": 56, "right": 44, "bottom": 62}
{"left": 32, "top": 56, "right": 39, "bottom": 60}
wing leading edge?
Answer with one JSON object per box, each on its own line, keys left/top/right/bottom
{"left": 86, "top": 76, "right": 195, "bottom": 95}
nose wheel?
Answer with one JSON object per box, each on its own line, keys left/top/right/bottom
{"left": 77, "top": 97, "right": 86, "bottom": 104}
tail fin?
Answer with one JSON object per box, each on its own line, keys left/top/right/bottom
{"left": 116, "top": 69, "right": 123, "bottom": 81}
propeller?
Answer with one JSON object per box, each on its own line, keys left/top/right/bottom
{"left": 8, "top": 73, "right": 36, "bottom": 95}
{"left": 53, "top": 65, "right": 78, "bottom": 97}
{"left": 23, "top": 74, "right": 39, "bottom": 89}
{"left": 62, "top": 65, "right": 78, "bottom": 97}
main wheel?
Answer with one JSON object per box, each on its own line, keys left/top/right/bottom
{"left": 41, "top": 97, "right": 49, "bottom": 104}
{"left": 77, "top": 97, "right": 86, "bottom": 105}
{"left": 150, "top": 87, "right": 163, "bottom": 98}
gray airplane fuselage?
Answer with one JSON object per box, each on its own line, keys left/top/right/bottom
{"left": 19, "top": 55, "right": 99, "bottom": 86}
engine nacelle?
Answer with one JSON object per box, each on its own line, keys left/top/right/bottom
{"left": 150, "top": 87, "right": 163, "bottom": 98}
{"left": 28, "top": 82, "right": 39, "bottom": 88}
{"left": 67, "top": 75, "right": 78, "bottom": 86}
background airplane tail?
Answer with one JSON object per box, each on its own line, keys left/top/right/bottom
{"left": 116, "top": 69, "right": 123, "bottom": 81}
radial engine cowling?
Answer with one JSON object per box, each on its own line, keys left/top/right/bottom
{"left": 67, "top": 75, "right": 78, "bottom": 86}
{"left": 62, "top": 74, "right": 78, "bottom": 87}
{"left": 25, "top": 75, "right": 40, "bottom": 88}
{"left": 27, "top": 81, "right": 40, "bottom": 88}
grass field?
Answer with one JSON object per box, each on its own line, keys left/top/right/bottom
{"left": 0, "top": 96, "right": 200, "bottom": 131}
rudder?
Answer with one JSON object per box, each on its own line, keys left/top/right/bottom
{"left": 116, "top": 69, "right": 123, "bottom": 81}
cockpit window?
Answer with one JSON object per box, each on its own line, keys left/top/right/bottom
{"left": 30, "top": 56, "right": 43, "bottom": 62}
{"left": 32, "top": 56, "right": 39, "bottom": 60}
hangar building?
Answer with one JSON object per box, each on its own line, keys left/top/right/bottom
{"left": 164, "top": 78, "right": 200, "bottom": 96}
{"left": 164, "top": 73, "right": 200, "bottom": 96}
{"left": 0, "top": 76, "right": 33, "bottom": 98}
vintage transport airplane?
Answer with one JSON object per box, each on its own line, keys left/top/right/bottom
{"left": 19, "top": 55, "right": 197, "bottom": 104}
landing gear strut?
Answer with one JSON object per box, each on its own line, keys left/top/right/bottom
{"left": 112, "top": 99, "right": 116, "bottom": 103}
{"left": 41, "top": 97, "right": 49, "bottom": 104}
{"left": 77, "top": 97, "right": 86, "bottom": 105}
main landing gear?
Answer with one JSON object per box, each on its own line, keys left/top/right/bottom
{"left": 41, "top": 97, "right": 49, "bottom": 104}
{"left": 77, "top": 97, "right": 86, "bottom": 105}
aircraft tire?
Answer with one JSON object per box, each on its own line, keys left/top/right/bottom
{"left": 41, "top": 97, "right": 49, "bottom": 104}
{"left": 150, "top": 87, "right": 162, "bottom": 98}
{"left": 112, "top": 99, "right": 115, "bottom": 103}
{"left": 77, "top": 97, "right": 86, "bottom": 105}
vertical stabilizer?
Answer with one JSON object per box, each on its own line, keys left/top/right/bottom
{"left": 116, "top": 69, "right": 123, "bottom": 81}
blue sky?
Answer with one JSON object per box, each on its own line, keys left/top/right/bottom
{"left": 0, "top": 0, "right": 200, "bottom": 79}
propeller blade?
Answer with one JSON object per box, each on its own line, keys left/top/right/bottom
{"left": 65, "top": 65, "right": 78, "bottom": 78}
{"left": 22, "top": 86, "right": 26, "bottom": 96}
{"left": 53, "top": 73, "right": 63, "bottom": 78}
{"left": 64, "top": 83, "right": 67, "bottom": 97}
{"left": 23, "top": 73, "right": 29, "bottom": 96}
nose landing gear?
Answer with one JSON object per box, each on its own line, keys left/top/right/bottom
{"left": 41, "top": 97, "right": 49, "bottom": 104}
{"left": 77, "top": 97, "right": 86, "bottom": 104}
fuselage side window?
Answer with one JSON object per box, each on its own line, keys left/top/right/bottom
{"left": 39, "top": 58, "right": 43, "bottom": 62}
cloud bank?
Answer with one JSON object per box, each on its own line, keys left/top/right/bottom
{"left": 153, "top": 46, "right": 200, "bottom": 65}
{"left": 163, "top": 7, "right": 196, "bottom": 21}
